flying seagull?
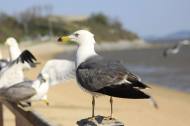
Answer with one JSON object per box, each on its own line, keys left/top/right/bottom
{"left": 0, "top": 50, "right": 37, "bottom": 88}
{"left": 0, "top": 59, "right": 75, "bottom": 107}
{"left": 5, "top": 37, "right": 37, "bottom": 69}
{"left": 40, "top": 59, "right": 75, "bottom": 86}
{"left": 163, "top": 40, "right": 190, "bottom": 57}
{"left": 58, "top": 30, "right": 158, "bottom": 118}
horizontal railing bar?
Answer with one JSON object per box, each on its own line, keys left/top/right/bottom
{"left": 0, "top": 100, "right": 57, "bottom": 126}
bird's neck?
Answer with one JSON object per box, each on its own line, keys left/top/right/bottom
{"left": 9, "top": 46, "right": 21, "bottom": 60}
{"left": 76, "top": 43, "right": 97, "bottom": 66}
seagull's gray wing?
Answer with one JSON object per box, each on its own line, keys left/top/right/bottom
{"left": 0, "top": 81, "right": 36, "bottom": 102}
{"left": 0, "top": 50, "right": 38, "bottom": 88}
{"left": 40, "top": 59, "right": 75, "bottom": 86}
{"left": 76, "top": 55, "right": 150, "bottom": 99}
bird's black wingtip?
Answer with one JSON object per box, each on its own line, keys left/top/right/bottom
{"left": 96, "top": 84, "right": 151, "bottom": 99}
{"left": 18, "top": 50, "right": 38, "bottom": 67}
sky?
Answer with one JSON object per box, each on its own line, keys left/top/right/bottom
{"left": 0, "top": 0, "right": 190, "bottom": 37}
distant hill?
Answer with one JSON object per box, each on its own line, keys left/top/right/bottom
{"left": 0, "top": 13, "right": 139, "bottom": 43}
{"left": 145, "top": 30, "right": 190, "bottom": 43}
{"left": 164, "top": 30, "right": 190, "bottom": 40}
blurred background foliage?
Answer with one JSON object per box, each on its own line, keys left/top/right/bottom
{"left": 0, "top": 6, "right": 139, "bottom": 43}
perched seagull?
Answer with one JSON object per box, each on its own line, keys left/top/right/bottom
{"left": 163, "top": 40, "right": 190, "bottom": 57}
{"left": 5, "top": 37, "right": 37, "bottom": 69}
{"left": 0, "top": 73, "right": 49, "bottom": 107}
{"left": 0, "top": 59, "right": 75, "bottom": 107}
{"left": 58, "top": 30, "right": 158, "bottom": 118}
{"left": 0, "top": 50, "right": 37, "bottom": 88}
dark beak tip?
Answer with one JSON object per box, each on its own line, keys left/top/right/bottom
{"left": 57, "top": 37, "right": 62, "bottom": 42}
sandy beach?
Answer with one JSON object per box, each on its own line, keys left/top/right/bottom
{"left": 1, "top": 42, "right": 190, "bottom": 126}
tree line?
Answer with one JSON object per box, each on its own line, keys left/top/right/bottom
{"left": 0, "top": 6, "right": 139, "bottom": 43}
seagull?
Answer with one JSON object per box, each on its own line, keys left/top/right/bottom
{"left": 163, "top": 40, "right": 190, "bottom": 57}
{"left": 0, "top": 73, "right": 49, "bottom": 107}
{"left": 0, "top": 59, "right": 75, "bottom": 107}
{"left": 5, "top": 37, "right": 37, "bottom": 69}
{"left": 0, "top": 50, "right": 38, "bottom": 88}
{"left": 58, "top": 30, "right": 158, "bottom": 118}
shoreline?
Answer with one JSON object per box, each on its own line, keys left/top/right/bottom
{"left": 1, "top": 41, "right": 189, "bottom": 93}
{"left": 0, "top": 41, "right": 189, "bottom": 94}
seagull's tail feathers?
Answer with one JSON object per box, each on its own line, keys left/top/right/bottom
{"left": 96, "top": 84, "right": 150, "bottom": 99}
{"left": 132, "top": 80, "right": 150, "bottom": 89}
{"left": 96, "top": 84, "right": 158, "bottom": 109}
{"left": 150, "top": 96, "right": 159, "bottom": 109}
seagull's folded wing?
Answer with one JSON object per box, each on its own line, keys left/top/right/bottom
{"left": 40, "top": 59, "right": 76, "bottom": 86}
{"left": 0, "top": 82, "right": 36, "bottom": 102}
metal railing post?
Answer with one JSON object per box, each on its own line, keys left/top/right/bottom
{"left": 0, "top": 100, "right": 56, "bottom": 126}
{"left": 0, "top": 103, "right": 3, "bottom": 126}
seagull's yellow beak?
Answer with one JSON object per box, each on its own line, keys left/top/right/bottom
{"left": 57, "top": 36, "right": 70, "bottom": 43}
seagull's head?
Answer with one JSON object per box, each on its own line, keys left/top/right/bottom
{"left": 58, "top": 30, "right": 95, "bottom": 45}
{"left": 5, "top": 37, "right": 18, "bottom": 47}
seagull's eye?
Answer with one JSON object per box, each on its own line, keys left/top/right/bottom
{"left": 74, "top": 33, "right": 79, "bottom": 37}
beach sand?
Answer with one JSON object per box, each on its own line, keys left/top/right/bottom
{"left": 1, "top": 42, "right": 190, "bottom": 126}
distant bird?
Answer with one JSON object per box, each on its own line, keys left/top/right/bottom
{"left": 0, "top": 59, "right": 75, "bottom": 107}
{"left": 163, "top": 40, "right": 190, "bottom": 57}
{"left": 0, "top": 50, "right": 38, "bottom": 89}
{"left": 58, "top": 30, "right": 158, "bottom": 118}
